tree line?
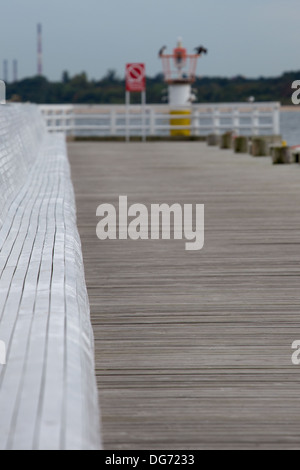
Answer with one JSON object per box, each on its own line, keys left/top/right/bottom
{"left": 5, "top": 69, "right": 298, "bottom": 105}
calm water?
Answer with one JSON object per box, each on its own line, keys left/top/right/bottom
{"left": 281, "top": 111, "right": 300, "bottom": 146}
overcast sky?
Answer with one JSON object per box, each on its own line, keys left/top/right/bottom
{"left": 1, "top": 0, "right": 299, "bottom": 81}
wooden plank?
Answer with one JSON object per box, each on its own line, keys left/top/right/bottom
{"left": 68, "top": 141, "right": 300, "bottom": 450}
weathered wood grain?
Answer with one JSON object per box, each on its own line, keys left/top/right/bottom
{"left": 68, "top": 142, "right": 300, "bottom": 450}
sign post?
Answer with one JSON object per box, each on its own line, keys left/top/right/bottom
{"left": 125, "top": 63, "right": 146, "bottom": 142}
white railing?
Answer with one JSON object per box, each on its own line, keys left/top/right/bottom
{"left": 38, "top": 102, "right": 281, "bottom": 137}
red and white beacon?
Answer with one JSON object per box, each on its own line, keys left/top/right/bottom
{"left": 159, "top": 38, "right": 207, "bottom": 135}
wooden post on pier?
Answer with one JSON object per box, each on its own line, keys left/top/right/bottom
{"left": 234, "top": 136, "right": 248, "bottom": 153}
{"left": 272, "top": 146, "right": 291, "bottom": 164}
{"left": 207, "top": 134, "right": 220, "bottom": 146}
{"left": 251, "top": 137, "right": 268, "bottom": 157}
{"left": 220, "top": 131, "right": 233, "bottom": 149}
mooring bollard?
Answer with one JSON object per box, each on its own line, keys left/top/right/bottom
{"left": 266, "top": 135, "right": 282, "bottom": 155}
{"left": 234, "top": 136, "right": 248, "bottom": 153}
{"left": 272, "top": 146, "right": 291, "bottom": 165}
{"left": 290, "top": 146, "right": 300, "bottom": 163}
{"left": 206, "top": 134, "right": 219, "bottom": 146}
{"left": 220, "top": 132, "right": 233, "bottom": 149}
{"left": 251, "top": 137, "right": 268, "bottom": 157}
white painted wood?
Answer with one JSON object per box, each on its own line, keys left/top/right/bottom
{"left": 38, "top": 103, "right": 281, "bottom": 137}
{"left": 0, "top": 104, "right": 101, "bottom": 450}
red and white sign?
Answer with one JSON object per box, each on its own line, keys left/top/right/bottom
{"left": 126, "top": 63, "right": 146, "bottom": 92}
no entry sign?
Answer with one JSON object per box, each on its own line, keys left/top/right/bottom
{"left": 126, "top": 63, "right": 146, "bottom": 92}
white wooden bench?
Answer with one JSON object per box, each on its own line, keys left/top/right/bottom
{"left": 0, "top": 104, "right": 101, "bottom": 450}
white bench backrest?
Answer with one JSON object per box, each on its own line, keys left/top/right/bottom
{"left": 0, "top": 104, "right": 46, "bottom": 228}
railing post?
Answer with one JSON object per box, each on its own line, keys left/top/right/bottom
{"left": 149, "top": 108, "right": 155, "bottom": 136}
{"left": 252, "top": 107, "right": 259, "bottom": 136}
{"left": 141, "top": 92, "right": 146, "bottom": 142}
{"left": 192, "top": 107, "right": 200, "bottom": 136}
{"left": 62, "top": 108, "right": 67, "bottom": 135}
{"left": 233, "top": 107, "right": 240, "bottom": 135}
{"left": 50, "top": 109, "right": 54, "bottom": 133}
{"left": 273, "top": 103, "right": 280, "bottom": 135}
{"left": 213, "top": 107, "right": 220, "bottom": 135}
{"left": 71, "top": 106, "right": 75, "bottom": 135}
{"left": 125, "top": 92, "right": 130, "bottom": 142}
{"left": 110, "top": 108, "right": 116, "bottom": 136}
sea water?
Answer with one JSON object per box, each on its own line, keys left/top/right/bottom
{"left": 280, "top": 111, "right": 300, "bottom": 146}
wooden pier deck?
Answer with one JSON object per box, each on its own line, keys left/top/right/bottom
{"left": 68, "top": 141, "right": 300, "bottom": 450}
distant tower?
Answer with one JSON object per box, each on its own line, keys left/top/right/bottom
{"left": 37, "top": 23, "right": 43, "bottom": 76}
{"left": 13, "top": 60, "right": 18, "bottom": 82}
{"left": 3, "top": 60, "right": 8, "bottom": 83}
